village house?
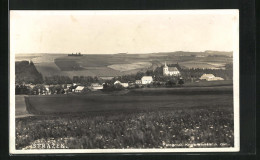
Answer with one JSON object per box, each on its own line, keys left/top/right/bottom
{"left": 163, "top": 62, "right": 180, "bottom": 76}
{"left": 73, "top": 83, "right": 80, "bottom": 86}
{"left": 66, "top": 84, "right": 72, "bottom": 89}
{"left": 90, "top": 83, "right": 103, "bottom": 90}
{"left": 199, "top": 74, "right": 224, "bottom": 81}
{"left": 75, "top": 86, "right": 85, "bottom": 93}
{"left": 114, "top": 80, "right": 129, "bottom": 88}
{"left": 45, "top": 87, "right": 50, "bottom": 95}
{"left": 141, "top": 76, "right": 153, "bottom": 84}
{"left": 99, "top": 76, "right": 114, "bottom": 80}
{"left": 63, "top": 88, "right": 69, "bottom": 94}
{"left": 135, "top": 80, "right": 142, "bottom": 85}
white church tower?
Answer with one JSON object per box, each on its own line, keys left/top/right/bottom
{"left": 163, "top": 62, "right": 169, "bottom": 76}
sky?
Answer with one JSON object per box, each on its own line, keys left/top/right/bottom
{"left": 10, "top": 10, "right": 239, "bottom": 54}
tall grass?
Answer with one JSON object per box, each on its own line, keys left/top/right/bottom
{"left": 16, "top": 105, "right": 234, "bottom": 149}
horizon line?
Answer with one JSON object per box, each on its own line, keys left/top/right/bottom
{"left": 15, "top": 50, "right": 233, "bottom": 55}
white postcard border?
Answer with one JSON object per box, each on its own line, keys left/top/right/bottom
{"left": 9, "top": 9, "right": 240, "bottom": 154}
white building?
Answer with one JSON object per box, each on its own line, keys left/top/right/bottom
{"left": 141, "top": 76, "right": 153, "bottom": 84}
{"left": 163, "top": 62, "right": 180, "bottom": 76}
{"left": 114, "top": 80, "right": 129, "bottom": 88}
{"left": 135, "top": 80, "right": 142, "bottom": 85}
{"left": 66, "top": 84, "right": 72, "bottom": 88}
{"left": 199, "top": 74, "right": 224, "bottom": 81}
{"left": 91, "top": 83, "right": 103, "bottom": 90}
{"left": 75, "top": 86, "right": 85, "bottom": 92}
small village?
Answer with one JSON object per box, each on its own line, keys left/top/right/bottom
{"left": 15, "top": 62, "right": 226, "bottom": 95}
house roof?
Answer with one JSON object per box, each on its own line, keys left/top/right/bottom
{"left": 201, "top": 74, "right": 215, "bottom": 78}
{"left": 114, "top": 80, "right": 121, "bottom": 84}
{"left": 142, "top": 76, "right": 153, "bottom": 80}
{"left": 91, "top": 83, "right": 102, "bottom": 86}
{"left": 75, "top": 86, "right": 84, "bottom": 91}
{"left": 168, "top": 67, "right": 179, "bottom": 72}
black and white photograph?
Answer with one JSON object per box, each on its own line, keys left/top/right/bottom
{"left": 9, "top": 10, "right": 239, "bottom": 153}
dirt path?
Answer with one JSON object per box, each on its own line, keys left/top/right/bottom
{"left": 15, "top": 95, "right": 35, "bottom": 118}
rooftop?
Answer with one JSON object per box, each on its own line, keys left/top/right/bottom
{"left": 142, "top": 76, "right": 153, "bottom": 80}
{"left": 75, "top": 86, "right": 84, "bottom": 90}
{"left": 168, "top": 67, "right": 179, "bottom": 72}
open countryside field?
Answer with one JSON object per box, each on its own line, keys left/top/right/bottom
{"left": 16, "top": 86, "right": 233, "bottom": 149}
{"left": 16, "top": 52, "right": 233, "bottom": 78}
{"left": 24, "top": 86, "right": 232, "bottom": 114}
{"left": 34, "top": 62, "right": 62, "bottom": 77}
{"left": 179, "top": 62, "right": 224, "bottom": 69}
{"left": 15, "top": 95, "right": 31, "bottom": 117}
{"left": 183, "top": 80, "right": 233, "bottom": 87}
{"left": 108, "top": 62, "right": 152, "bottom": 72}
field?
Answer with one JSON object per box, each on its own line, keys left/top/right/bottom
{"left": 15, "top": 86, "right": 234, "bottom": 149}
{"left": 15, "top": 95, "right": 30, "bottom": 117}
{"left": 16, "top": 105, "right": 234, "bottom": 149}
{"left": 34, "top": 62, "right": 62, "bottom": 77}
{"left": 183, "top": 80, "right": 233, "bottom": 87}
{"left": 108, "top": 62, "right": 152, "bottom": 72}
{"left": 24, "top": 87, "right": 232, "bottom": 114}
{"left": 15, "top": 52, "right": 233, "bottom": 78}
{"left": 179, "top": 62, "right": 224, "bottom": 69}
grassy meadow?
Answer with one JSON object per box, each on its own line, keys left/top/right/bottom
{"left": 24, "top": 87, "right": 233, "bottom": 114}
{"left": 16, "top": 105, "right": 234, "bottom": 149}
{"left": 16, "top": 86, "right": 234, "bottom": 149}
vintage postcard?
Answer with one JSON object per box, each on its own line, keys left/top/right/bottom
{"left": 9, "top": 10, "right": 239, "bottom": 154}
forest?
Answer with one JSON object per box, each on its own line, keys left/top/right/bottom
{"left": 15, "top": 61, "right": 43, "bottom": 84}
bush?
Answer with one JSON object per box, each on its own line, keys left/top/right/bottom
{"left": 166, "top": 80, "right": 176, "bottom": 87}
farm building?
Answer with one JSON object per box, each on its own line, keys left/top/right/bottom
{"left": 135, "top": 80, "right": 142, "bottom": 84}
{"left": 90, "top": 83, "right": 103, "bottom": 90}
{"left": 114, "top": 80, "right": 129, "bottom": 88}
{"left": 141, "top": 76, "right": 153, "bottom": 84}
{"left": 75, "top": 86, "right": 85, "bottom": 93}
{"left": 208, "top": 77, "right": 224, "bottom": 81}
{"left": 199, "top": 74, "right": 224, "bottom": 81}
{"left": 66, "top": 84, "right": 72, "bottom": 88}
{"left": 99, "top": 76, "right": 114, "bottom": 80}
{"left": 45, "top": 87, "right": 51, "bottom": 95}
{"left": 163, "top": 62, "right": 180, "bottom": 76}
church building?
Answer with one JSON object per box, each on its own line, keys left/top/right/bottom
{"left": 163, "top": 62, "right": 180, "bottom": 76}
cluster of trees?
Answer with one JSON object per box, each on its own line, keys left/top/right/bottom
{"left": 15, "top": 85, "right": 31, "bottom": 95}
{"left": 15, "top": 84, "right": 68, "bottom": 95}
{"left": 44, "top": 75, "right": 101, "bottom": 85}
{"left": 103, "top": 83, "right": 125, "bottom": 91}
{"left": 179, "top": 63, "right": 233, "bottom": 82}
{"left": 45, "top": 76, "right": 72, "bottom": 85}
{"left": 72, "top": 76, "right": 99, "bottom": 84}
{"left": 15, "top": 61, "right": 43, "bottom": 84}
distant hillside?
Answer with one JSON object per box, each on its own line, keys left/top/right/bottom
{"left": 15, "top": 52, "right": 233, "bottom": 79}
{"left": 153, "top": 51, "right": 233, "bottom": 57}
{"left": 15, "top": 61, "right": 43, "bottom": 84}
